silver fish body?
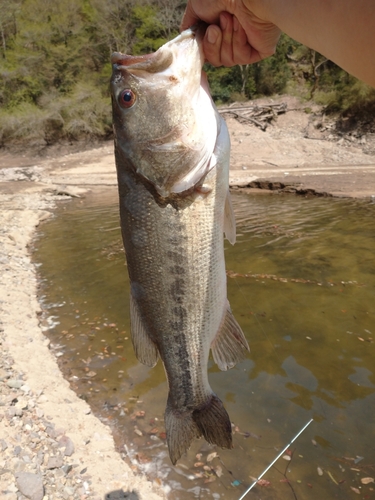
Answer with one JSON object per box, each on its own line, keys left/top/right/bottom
{"left": 111, "top": 27, "right": 249, "bottom": 464}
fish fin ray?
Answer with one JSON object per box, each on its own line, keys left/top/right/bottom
{"left": 211, "top": 305, "right": 250, "bottom": 371}
{"left": 165, "top": 399, "right": 200, "bottom": 465}
{"left": 224, "top": 190, "right": 236, "bottom": 245}
{"left": 130, "top": 294, "right": 159, "bottom": 367}
{"left": 193, "top": 394, "right": 233, "bottom": 449}
{"left": 170, "top": 151, "right": 212, "bottom": 194}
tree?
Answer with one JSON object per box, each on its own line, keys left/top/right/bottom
{"left": 89, "top": 0, "right": 135, "bottom": 55}
{"left": 0, "top": 0, "right": 22, "bottom": 58}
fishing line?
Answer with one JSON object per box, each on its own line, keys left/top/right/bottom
{"left": 238, "top": 418, "right": 314, "bottom": 500}
{"left": 232, "top": 275, "right": 282, "bottom": 365}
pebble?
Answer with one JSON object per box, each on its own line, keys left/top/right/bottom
{"left": 58, "top": 435, "right": 75, "bottom": 456}
{"left": 15, "top": 472, "right": 44, "bottom": 500}
{"left": 46, "top": 456, "right": 64, "bottom": 469}
{"left": 7, "top": 379, "right": 24, "bottom": 389}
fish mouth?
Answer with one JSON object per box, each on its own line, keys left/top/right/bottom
{"left": 111, "top": 25, "right": 205, "bottom": 73}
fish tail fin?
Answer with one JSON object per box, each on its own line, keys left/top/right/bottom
{"left": 193, "top": 393, "right": 233, "bottom": 450}
{"left": 165, "top": 393, "right": 232, "bottom": 464}
{"left": 165, "top": 398, "right": 200, "bottom": 465}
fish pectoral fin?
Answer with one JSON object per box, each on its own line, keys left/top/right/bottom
{"left": 211, "top": 305, "right": 250, "bottom": 371}
{"left": 224, "top": 190, "right": 236, "bottom": 245}
{"left": 130, "top": 294, "right": 159, "bottom": 367}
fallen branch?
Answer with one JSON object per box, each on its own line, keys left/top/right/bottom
{"left": 219, "top": 102, "right": 287, "bottom": 130}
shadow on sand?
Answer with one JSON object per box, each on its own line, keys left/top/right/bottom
{"left": 104, "top": 490, "right": 139, "bottom": 500}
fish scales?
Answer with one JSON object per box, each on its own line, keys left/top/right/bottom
{"left": 111, "top": 26, "right": 250, "bottom": 464}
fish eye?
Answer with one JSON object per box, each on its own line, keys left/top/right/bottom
{"left": 119, "top": 89, "right": 136, "bottom": 108}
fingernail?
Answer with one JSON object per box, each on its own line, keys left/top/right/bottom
{"left": 220, "top": 13, "right": 228, "bottom": 31}
{"left": 207, "top": 27, "right": 218, "bottom": 44}
{"left": 233, "top": 16, "right": 239, "bottom": 32}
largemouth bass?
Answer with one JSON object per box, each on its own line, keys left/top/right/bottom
{"left": 110, "top": 26, "right": 249, "bottom": 464}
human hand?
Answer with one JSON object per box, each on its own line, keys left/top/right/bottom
{"left": 180, "top": 0, "right": 281, "bottom": 67}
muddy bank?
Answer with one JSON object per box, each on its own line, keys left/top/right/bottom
{"left": 0, "top": 96, "right": 375, "bottom": 499}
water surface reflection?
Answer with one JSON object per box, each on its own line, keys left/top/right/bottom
{"left": 34, "top": 190, "right": 375, "bottom": 499}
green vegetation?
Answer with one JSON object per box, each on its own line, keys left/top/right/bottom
{"left": 0, "top": 0, "right": 373, "bottom": 147}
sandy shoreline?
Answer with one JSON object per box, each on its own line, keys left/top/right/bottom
{"left": 1, "top": 97, "right": 375, "bottom": 499}
{"left": 0, "top": 179, "right": 166, "bottom": 499}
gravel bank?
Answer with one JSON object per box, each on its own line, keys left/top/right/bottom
{"left": 0, "top": 187, "right": 166, "bottom": 499}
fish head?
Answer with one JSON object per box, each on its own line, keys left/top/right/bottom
{"left": 111, "top": 26, "right": 219, "bottom": 197}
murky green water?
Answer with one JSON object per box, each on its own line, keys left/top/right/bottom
{"left": 33, "top": 189, "right": 375, "bottom": 500}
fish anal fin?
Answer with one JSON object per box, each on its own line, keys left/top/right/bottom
{"left": 130, "top": 294, "right": 159, "bottom": 367}
{"left": 224, "top": 190, "right": 236, "bottom": 245}
{"left": 211, "top": 305, "right": 250, "bottom": 371}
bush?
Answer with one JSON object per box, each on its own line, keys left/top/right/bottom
{"left": 312, "top": 75, "right": 375, "bottom": 122}
{"left": 205, "top": 65, "right": 242, "bottom": 104}
{"left": 0, "top": 83, "right": 112, "bottom": 146}
{"left": 42, "top": 83, "right": 112, "bottom": 141}
{"left": 0, "top": 104, "right": 49, "bottom": 146}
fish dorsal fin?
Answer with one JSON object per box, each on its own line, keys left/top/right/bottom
{"left": 211, "top": 304, "right": 249, "bottom": 371}
{"left": 224, "top": 189, "right": 236, "bottom": 245}
{"left": 130, "top": 294, "right": 159, "bottom": 367}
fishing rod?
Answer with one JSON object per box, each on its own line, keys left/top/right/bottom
{"left": 238, "top": 418, "right": 314, "bottom": 500}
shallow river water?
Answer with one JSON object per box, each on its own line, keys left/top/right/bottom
{"left": 33, "top": 189, "right": 375, "bottom": 500}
